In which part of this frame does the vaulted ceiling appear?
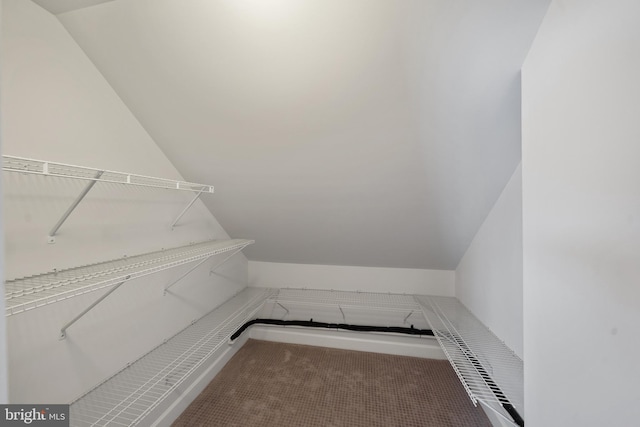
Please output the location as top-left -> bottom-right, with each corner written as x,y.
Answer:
37,0 -> 549,269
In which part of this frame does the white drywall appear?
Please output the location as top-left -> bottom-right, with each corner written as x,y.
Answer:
0,206 -> 6,406
0,0 -> 8,404
1,0 -> 247,404
522,0 -> 640,425
455,164 -> 522,358
249,261 -> 454,296
57,0 -> 550,270
0,180 -> 7,406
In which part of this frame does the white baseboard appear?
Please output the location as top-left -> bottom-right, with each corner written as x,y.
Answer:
248,324 -> 445,359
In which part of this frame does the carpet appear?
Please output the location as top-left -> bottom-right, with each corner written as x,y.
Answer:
172,338 -> 492,427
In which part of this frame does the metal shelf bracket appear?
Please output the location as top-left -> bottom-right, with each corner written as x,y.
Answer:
48,170 -> 104,243
171,186 -> 207,230
403,310 -> 415,324
208,246 -> 248,275
163,255 -> 215,295
276,302 -> 290,319
60,275 -> 131,340
164,243 -> 249,294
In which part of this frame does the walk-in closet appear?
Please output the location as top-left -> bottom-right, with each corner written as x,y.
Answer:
2,1 -> 639,426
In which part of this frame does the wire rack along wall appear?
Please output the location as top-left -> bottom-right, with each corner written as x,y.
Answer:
416,295 -> 524,426
3,155 -> 217,242
70,287 -> 277,427
266,288 -> 430,329
2,155 -> 214,193
5,239 -> 254,316
270,288 -> 422,311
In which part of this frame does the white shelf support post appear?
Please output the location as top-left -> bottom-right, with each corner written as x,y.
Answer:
276,302 -> 290,319
48,170 -> 104,243
163,255 -> 215,294
165,244 -> 248,294
403,310 -> 415,324
171,187 -> 206,229
60,275 -> 131,340
208,246 -> 247,275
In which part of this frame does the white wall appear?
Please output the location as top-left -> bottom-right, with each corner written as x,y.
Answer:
56,0 -> 550,272
0,178 -> 7,405
249,261 -> 454,296
0,0 -> 8,404
522,0 -> 640,425
1,0 -> 247,403
455,164 -> 523,358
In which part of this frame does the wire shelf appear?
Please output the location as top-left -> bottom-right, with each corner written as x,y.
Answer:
70,287 -> 277,427
67,290 -> 522,426
264,288 -> 430,331
2,155 -> 214,193
269,288 -> 422,312
416,296 -> 524,425
5,239 -> 254,316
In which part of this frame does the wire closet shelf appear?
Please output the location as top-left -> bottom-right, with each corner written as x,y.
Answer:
2,155 -> 214,193
70,287 -> 277,427
269,288 -> 423,312
264,288 -> 431,331
416,295 -> 524,426
4,239 -> 254,317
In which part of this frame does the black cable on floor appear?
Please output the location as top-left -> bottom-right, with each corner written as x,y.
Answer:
229,318 -> 434,341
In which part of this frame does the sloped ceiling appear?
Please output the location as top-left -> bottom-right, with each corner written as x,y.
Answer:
31,0 -> 115,15
51,0 -> 549,269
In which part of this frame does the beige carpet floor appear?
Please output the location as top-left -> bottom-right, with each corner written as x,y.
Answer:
172,339 -> 492,427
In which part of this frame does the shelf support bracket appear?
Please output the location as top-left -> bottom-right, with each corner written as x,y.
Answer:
164,244 -> 248,294
171,187 -> 206,229
276,303 -> 290,317
208,246 -> 247,275
48,170 -> 104,243
60,275 -> 130,340
164,254 -> 215,294
403,310 -> 414,324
